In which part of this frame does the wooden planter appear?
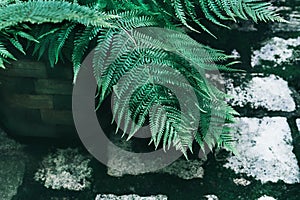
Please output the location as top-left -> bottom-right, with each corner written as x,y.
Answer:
0,59 -> 76,138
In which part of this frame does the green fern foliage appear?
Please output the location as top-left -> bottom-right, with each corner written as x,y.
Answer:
0,0 -> 118,30
109,0 -> 284,33
92,27 -> 239,155
0,41 -> 16,68
179,0 -> 284,30
30,23 -> 76,67
0,0 -> 284,155
0,25 -> 38,68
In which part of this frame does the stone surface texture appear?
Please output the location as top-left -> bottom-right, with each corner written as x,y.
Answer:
0,129 -> 25,200
251,37 -> 300,67
95,194 -> 168,200
257,195 -> 277,200
224,117 -> 300,184
226,75 -> 295,112
34,148 -> 92,191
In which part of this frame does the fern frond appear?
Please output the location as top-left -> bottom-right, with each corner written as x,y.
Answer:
172,0 -> 199,32
0,25 -> 40,67
90,27 -> 239,154
199,0 -> 229,28
44,23 -> 76,67
0,0 -> 119,30
54,24 -> 75,65
115,10 -> 158,29
0,41 -> 16,68
0,0 -> 260,156
32,25 -> 57,60
127,0 -> 284,33
15,31 -> 39,43
8,37 -> 25,54
243,0 -> 285,22
217,128 -> 238,154
72,26 -> 102,82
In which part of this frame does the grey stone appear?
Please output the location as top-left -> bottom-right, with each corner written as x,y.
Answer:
106,137 -> 204,179
0,157 -> 25,200
0,129 -> 23,153
107,158 -> 204,180
233,178 -> 251,186
204,194 -> 219,200
34,148 -> 92,191
0,129 -> 25,200
107,155 -> 204,180
160,159 -> 204,180
251,37 -> 300,67
106,129 -> 206,179
226,74 -> 296,112
296,119 -> 300,131
257,195 -> 277,200
95,194 -> 168,200
224,117 -> 300,184
106,137 -> 139,177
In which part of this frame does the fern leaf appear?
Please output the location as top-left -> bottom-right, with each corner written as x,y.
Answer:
16,31 -> 39,43
0,41 -> 16,60
8,37 -> 25,54
72,26 -> 102,82
0,0 -> 119,30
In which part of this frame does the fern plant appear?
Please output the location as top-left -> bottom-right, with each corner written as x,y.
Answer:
102,0 -> 285,35
0,0 -> 283,156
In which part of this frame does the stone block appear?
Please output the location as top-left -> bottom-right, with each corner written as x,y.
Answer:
35,79 -> 73,95
46,65 -> 73,80
53,95 -> 72,110
4,94 -> 53,109
0,76 -> 35,94
0,60 -> 47,78
40,109 -> 73,125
